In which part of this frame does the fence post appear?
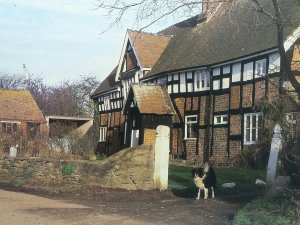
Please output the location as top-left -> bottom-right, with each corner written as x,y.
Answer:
153,125 -> 170,190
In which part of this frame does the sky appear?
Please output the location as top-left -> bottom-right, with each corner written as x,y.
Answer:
0,0 -> 178,86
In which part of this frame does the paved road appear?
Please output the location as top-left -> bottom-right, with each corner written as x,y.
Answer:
0,189 -> 155,225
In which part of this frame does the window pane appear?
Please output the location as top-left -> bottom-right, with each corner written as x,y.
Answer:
222,78 -> 230,89
187,116 -> 197,122
213,80 -> 220,90
246,129 -> 250,142
252,128 -> 257,142
243,62 -> 253,81
246,116 -> 250,128
187,124 -> 197,138
223,65 -> 230,74
213,67 -> 220,76
252,116 -> 257,128
223,116 -> 228,122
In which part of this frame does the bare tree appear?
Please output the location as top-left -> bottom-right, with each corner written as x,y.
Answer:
0,71 -> 25,89
42,75 -> 98,117
95,0 -> 300,97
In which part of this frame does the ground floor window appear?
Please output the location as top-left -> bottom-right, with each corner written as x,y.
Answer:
214,114 -> 228,125
99,127 -> 107,142
185,115 -> 197,139
1,121 -> 20,134
244,113 -> 262,145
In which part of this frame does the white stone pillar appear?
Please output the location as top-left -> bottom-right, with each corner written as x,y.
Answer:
267,124 -> 282,185
153,125 -> 170,190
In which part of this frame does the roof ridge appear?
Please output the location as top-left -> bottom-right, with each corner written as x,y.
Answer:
127,29 -> 172,38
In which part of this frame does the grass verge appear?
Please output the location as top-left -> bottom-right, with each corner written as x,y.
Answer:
232,188 -> 300,225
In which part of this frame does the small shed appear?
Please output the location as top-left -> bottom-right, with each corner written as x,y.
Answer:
123,83 -> 176,147
0,89 -> 46,139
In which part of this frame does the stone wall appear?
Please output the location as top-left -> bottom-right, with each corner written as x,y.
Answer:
0,144 -> 156,190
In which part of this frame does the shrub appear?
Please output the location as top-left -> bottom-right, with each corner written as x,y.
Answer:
22,165 -> 34,180
62,163 -> 77,177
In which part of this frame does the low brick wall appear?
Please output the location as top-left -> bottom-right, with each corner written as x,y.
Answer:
0,144 -> 155,190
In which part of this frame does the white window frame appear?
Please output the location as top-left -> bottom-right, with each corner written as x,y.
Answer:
244,113 -> 262,145
213,80 -> 220,90
243,62 -> 254,81
214,115 -> 228,125
255,59 -> 267,78
232,62 -> 241,82
99,127 -> 107,142
222,77 -> 230,89
213,67 -> 220,76
194,70 -> 210,91
1,121 -> 20,134
103,96 -> 111,111
184,115 -> 198,139
223,65 -> 231,74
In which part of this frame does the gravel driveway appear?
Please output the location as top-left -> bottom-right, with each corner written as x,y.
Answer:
0,184 -> 262,225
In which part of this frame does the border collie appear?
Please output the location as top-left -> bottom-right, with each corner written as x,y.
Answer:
192,162 -> 216,200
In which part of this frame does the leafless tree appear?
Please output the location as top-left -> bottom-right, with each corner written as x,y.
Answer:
44,75 -> 97,117
95,0 -> 300,98
0,71 -> 25,89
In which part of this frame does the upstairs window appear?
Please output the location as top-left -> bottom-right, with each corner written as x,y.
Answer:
185,115 -> 198,139
195,70 -> 210,91
255,59 -> 267,78
243,62 -> 253,81
103,96 -> 111,111
1,121 -> 19,134
244,113 -> 262,145
232,63 -> 241,82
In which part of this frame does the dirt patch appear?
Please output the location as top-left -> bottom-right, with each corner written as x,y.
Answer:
0,182 -> 264,225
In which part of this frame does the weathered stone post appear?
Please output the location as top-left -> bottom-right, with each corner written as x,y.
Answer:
153,125 -> 170,190
267,124 -> 282,185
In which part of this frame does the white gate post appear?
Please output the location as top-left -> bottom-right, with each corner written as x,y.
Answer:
267,124 -> 282,185
153,125 -> 170,190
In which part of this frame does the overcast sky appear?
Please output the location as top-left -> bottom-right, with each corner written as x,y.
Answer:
0,0 -> 178,86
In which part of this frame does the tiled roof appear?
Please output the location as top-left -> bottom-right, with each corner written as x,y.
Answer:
145,0 -> 300,78
0,89 -> 45,123
126,83 -> 176,115
90,66 -> 119,97
128,30 -> 172,69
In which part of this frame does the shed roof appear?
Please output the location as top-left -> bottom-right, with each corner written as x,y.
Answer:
124,83 -> 176,115
0,89 -> 45,123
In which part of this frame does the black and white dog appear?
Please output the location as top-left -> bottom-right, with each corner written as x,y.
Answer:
192,162 -> 216,200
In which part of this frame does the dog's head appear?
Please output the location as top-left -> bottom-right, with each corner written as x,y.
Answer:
192,168 -> 205,179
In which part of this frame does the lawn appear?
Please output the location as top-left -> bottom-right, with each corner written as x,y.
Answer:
168,164 -> 266,195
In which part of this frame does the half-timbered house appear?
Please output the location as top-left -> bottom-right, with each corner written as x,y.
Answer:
91,0 -> 300,166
